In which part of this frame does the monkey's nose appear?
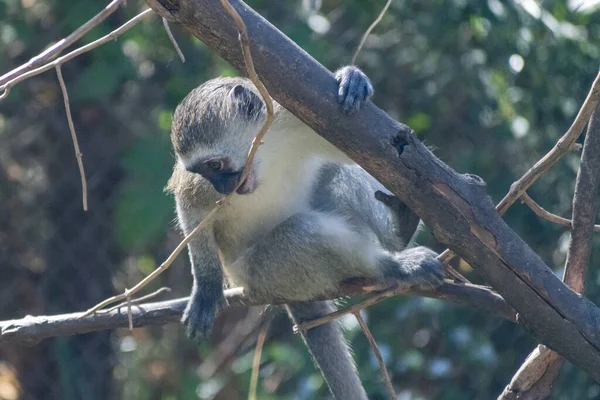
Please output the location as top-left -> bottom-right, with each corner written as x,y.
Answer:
210,171 -> 242,195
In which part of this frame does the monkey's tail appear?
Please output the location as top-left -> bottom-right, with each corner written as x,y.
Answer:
286,301 -> 368,400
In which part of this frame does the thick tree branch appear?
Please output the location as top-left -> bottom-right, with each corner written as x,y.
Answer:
499,105 -> 600,399
0,282 -> 514,346
144,0 -> 600,380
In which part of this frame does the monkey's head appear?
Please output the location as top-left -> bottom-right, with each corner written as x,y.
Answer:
171,77 -> 266,195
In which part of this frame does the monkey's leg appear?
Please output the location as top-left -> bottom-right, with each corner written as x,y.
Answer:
379,246 -> 446,290
286,301 -> 369,400
375,190 -> 420,246
231,212 -> 444,301
230,212 -> 380,302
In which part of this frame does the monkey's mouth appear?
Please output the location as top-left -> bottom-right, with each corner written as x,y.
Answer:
236,168 -> 257,195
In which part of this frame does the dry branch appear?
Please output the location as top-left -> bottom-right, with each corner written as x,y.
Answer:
354,312 -> 396,399
55,65 -> 88,211
163,18 -> 186,63
351,0 -> 392,64
499,105 -> 600,399
496,72 -> 600,215
248,319 -> 270,400
81,205 -> 220,317
0,9 -> 155,100
0,0 -> 126,87
0,282 -> 514,346
521,193 -> 600,232
145,0 -> 600,380
438,69 -> 600,264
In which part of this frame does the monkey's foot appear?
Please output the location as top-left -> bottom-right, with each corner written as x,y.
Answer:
380,246 -> 446,290
335,65 -> 374,115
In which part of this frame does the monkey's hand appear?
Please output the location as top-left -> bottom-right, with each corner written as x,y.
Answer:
182,285 -> 226,341
335,65 -> 374,115
382,246 -> 446,290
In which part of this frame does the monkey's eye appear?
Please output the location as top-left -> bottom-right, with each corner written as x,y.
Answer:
206,160 -> 223,171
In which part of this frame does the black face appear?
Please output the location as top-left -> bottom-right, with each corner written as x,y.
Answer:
188,157 -> 242,195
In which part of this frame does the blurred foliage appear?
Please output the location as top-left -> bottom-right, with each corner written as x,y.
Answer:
2,0 -> 600,399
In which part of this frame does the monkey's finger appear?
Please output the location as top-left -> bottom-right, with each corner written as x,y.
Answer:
341,70 -> 363,114
335,68 -> 351,105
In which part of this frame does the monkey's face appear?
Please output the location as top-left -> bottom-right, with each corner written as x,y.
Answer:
172,78 -> 265,196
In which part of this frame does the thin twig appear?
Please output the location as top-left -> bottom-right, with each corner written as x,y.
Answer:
0,0 -> 126,87
351,0 -> 392,64
162,18 -> 186,63
81,205 -> 219,316
218,0 -> 274,195
354,312 -> 396,400
102,287 -> 171,313
126,292 -> 133,330
497,70 -> 600,215
248,319 -> 270,400
199,311 -> 268,379
294,288 -> 401,333
55,65 -> 88,211
521,192 -> 600,232
438,69 -> 600,266
0,9 -> 155,100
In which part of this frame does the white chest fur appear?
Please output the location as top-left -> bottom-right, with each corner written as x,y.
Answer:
213,127 -> 326,263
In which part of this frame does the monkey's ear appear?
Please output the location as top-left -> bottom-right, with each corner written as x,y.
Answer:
229,84 -> 264,119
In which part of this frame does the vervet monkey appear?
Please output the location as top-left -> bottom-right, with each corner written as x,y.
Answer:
166,66 -> 445,399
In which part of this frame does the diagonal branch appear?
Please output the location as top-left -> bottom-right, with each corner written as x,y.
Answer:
145,0 -> 600,381
495,74 -> 600,215
0,282 -> 514,346
438,69 -> 600,264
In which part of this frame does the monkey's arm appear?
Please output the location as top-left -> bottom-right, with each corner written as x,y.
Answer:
177,204 -> 225,340
168,166 -> 226,340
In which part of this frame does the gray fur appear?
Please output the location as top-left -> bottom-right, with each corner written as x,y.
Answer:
287,302 -> 368,400
167,66 -> 445,399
